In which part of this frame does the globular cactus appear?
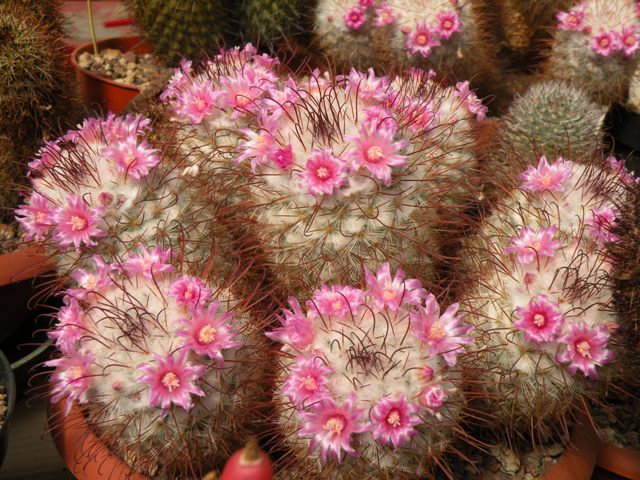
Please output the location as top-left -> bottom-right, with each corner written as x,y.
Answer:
547,0 -> 640,104
457,154 -> 632,436
161,45 -> 485,290
267,262 -> 473,478
0,0 -> 68,36
124,0 -> 237,66
47,246 -> 268,477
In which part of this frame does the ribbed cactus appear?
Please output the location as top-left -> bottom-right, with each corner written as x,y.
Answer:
267,263 -> 473,478
124,0 -> 236,66
161,46 -> 485,290
47,247 -> 267,477
547,0 -> 640,104
458,154 -> 631,435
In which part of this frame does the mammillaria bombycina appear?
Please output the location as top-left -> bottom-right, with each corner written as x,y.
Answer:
46,246 -> 267,477
267,263 -> 473,478
458,154 -> 633,435
548,0 -> 640,103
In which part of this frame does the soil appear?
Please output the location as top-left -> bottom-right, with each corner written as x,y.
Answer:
0,223 -> 19,256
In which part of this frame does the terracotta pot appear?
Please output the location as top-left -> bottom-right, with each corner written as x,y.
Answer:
596,443 -> 640,480
70,36 -> 151,114
49,400 -> 148,480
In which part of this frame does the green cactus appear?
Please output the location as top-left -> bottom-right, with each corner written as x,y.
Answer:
124,0 -> 237,66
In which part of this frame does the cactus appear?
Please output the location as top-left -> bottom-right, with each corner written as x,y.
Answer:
267,262 -> 473,478
457,154 -> 631,436
161,46 -> 485,290
547,0 -> 640,104
0,0 -> 68,36
46,246 -> 268,477
124,0 -> 236,66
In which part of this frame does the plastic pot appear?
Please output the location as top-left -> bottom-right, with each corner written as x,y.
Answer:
596,443 -> 640,480
0,350 -> 16,470
70,36 -> 151,114
49,400 -> 148,480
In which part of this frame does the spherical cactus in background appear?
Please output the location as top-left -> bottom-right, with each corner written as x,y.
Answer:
267,263 -> 473,478
124,0 -> 237,66
458,154 -> 632,436
547,0 -> 640,104
47,246 -> 268,477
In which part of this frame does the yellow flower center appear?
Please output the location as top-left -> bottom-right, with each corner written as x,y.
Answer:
197,325 -> 217,345
366,145 -> 385,163
382,289 -> 397,301
69,215 -> 87,231
386,409 -> 401,427
416,34 -> 429,45
324,416 -> 346,434
301,375 -> 318,391
161,371 -> 181,391
316,166 -> 331,180
533,313 -> 546,327
576,340 -> 591,358
68,366 -> 84,380
196,98 -> 207,111
184,284 -> 195,300
35,211 -> 47,224
125,150 -> 137,166
235,92 -> 251,107
429,321 -> 446,340
442,20 -> 452,29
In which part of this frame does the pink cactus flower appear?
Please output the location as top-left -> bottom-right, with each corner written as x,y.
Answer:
519,155 -> 574,192
436,11 -> 462,39
266,297 -> 315,350
122,245 -> 174,279
410,295 -> 472,366
405,22 -> 441,57
47,354 -> 94,415
102,114 -> 152,143
272,145 -> 294,169
28,140 -> 62,171
370,394 -> 420,449
236,129 -> 277,172
298,393 -> 368,463
139,350 -> 206,411
420,383 -> 447,413
104,137 -> 160,180
48,298 -> 84,355
586,206 -> 618,243
607,156 -> 639,186
556,6 -> 586,31
373,3 -> 396,27
282,356 -> 333,407
514,295 -> 565,344
556,322 -> 614,379
15,192 -> 54,240
359,0 -> 374,7
346,68 -> 391,103
218,76 -> 263,118
308,285 -> 364,319
363,106 -> 398,132
175,79 -> 219,124
300,149 -> 347,196
347,126 -> 408,185
620,24 -> 640,57
453,81 -> 488,121
343,7 -> 367,30
67,256 -> 114,299
176,302 -> 241,366
160,59 -> 193,103
503,225 -> 561,265
169,275 -> 212,310
364,263 -> 426,313
401,98 -> 437,133
53,195 -> 104,249
591,29 -> 621,57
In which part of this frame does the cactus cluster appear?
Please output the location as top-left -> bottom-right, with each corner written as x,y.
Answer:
268,263 -> 473,478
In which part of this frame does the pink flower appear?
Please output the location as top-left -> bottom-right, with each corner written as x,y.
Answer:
266,297 -> 315,350
53,195 -> 104,249
175,79 -> 219,124
28,140 -> 62,171
48,298 -> 84,355
436,11 -> 462,39
514,295 -> 565,344
410,296 -> 472,366
104,137 -> 160,180
453,81 -> 488,121
556,6 -> 586,31
169,275 -> 212,310
359,0 -> 373,7
607,156 -> 639,186
15,192 -> 54,240
176,302 -> 241,365
400,98 -> 437,133
282,356 -> 333,407
344,7 -> 367,30
298,394 -> 368,462
420,383 -> 447,413
273,145 -> 294,169
586,207 -> 618,243
591,29 -> 621,57
101,114 -> 151,143
67,256 -> 114,299
236,129 -> 277,172
308,285 -> 364,319
138,350 -> 205,411
503,225 -> 561,265
373,3 -> 396,27
46,354 -> 94,415
363,106 -> 398,132
300,149 -> 347,196
370,394 -> 420,449
519,155 -> 574,192
347,127 -> 407,185
620,24 -> 640,57
160,59 -> 193,103
405,22 -> 440,57
218,76 -> 263,118
122,245 -> 174,279
346,68 -> 391,103
556,322 -> 614,379
364,263 -> 426,312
